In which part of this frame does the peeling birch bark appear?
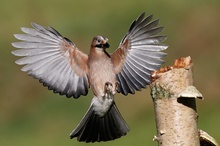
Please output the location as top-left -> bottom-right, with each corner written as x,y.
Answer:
150,56 -> 202,146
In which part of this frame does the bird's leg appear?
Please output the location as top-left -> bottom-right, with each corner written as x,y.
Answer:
104,81 -> 119,96
104,82 -> 113,99
92,82 -> 114,117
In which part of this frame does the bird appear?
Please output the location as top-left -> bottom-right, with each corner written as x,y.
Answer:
11,12 -> 168,142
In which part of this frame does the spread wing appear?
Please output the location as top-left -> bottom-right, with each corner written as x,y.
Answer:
12,23 -> 89,98
111,12 -> 168,95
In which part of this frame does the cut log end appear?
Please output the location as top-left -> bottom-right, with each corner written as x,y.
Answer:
151,56 -> 193,83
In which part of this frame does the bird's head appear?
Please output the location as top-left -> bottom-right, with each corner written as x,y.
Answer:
91,36 -> 110,50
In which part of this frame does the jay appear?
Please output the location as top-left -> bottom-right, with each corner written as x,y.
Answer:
11,12 -> 168,142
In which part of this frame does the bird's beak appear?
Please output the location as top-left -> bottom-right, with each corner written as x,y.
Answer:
103,42 -> 110,48
102,38 -> 110,49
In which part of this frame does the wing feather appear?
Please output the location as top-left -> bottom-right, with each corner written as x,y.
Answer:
12,23 -> 89,98
123,63 -> 143,89
111,13 -> 168,95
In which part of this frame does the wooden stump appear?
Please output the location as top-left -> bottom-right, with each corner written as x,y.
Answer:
150,56 -> 202,146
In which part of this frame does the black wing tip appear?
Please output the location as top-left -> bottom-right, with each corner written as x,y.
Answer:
128,12 -> 147,32
117,87 -> 135,96
30,22 -> 62,37
137,12 -> 155,23
128,12 -> 157,36
38,79 -> 88,99
140,12 -> 145,16
118,85 -> 147,95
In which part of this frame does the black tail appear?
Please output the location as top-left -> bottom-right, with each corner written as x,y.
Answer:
70,102 -> 129,142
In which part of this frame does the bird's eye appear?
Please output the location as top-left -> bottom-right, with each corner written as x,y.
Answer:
97,39 -> 101,43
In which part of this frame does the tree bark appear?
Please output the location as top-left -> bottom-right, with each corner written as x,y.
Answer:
150,56 -> 202,146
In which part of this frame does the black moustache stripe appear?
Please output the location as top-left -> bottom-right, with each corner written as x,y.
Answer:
95,43 -> 110,48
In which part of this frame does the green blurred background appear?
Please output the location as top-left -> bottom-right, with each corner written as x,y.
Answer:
1,0 -> 220,145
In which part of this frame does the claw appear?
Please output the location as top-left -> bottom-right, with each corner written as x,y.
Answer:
105,82 -> 113,94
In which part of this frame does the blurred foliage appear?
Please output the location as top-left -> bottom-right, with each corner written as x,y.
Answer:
1,0 -> 220,145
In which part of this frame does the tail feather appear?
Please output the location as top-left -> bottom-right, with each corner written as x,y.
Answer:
70,102 -> 129,142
